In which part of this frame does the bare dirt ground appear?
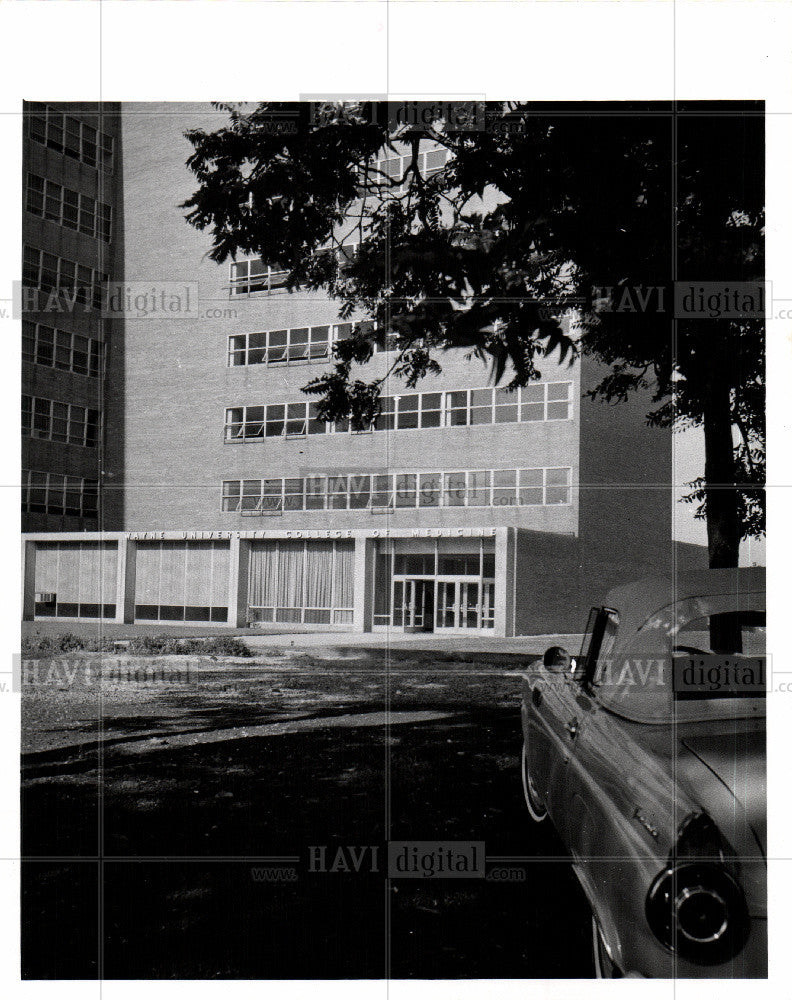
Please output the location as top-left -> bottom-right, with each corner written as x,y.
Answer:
21,645 -> 593,979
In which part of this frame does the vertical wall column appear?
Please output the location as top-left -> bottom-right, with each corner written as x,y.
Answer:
227,536 -> 250,628
114,537 -> 127,624
353,536 -> 375,632
22,541 -> 36,621
114,536 -> 137,624
494,527 -> 516,637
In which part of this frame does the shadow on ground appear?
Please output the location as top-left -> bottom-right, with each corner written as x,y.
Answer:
21,664 -> 593,979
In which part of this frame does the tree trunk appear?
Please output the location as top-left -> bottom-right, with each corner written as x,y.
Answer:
702,373 -> 741,652
702,375 -> 740,568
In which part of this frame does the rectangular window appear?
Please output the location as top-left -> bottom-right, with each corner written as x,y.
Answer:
54,330 -> 72,370
470,388 -> 493,425
260,479 -> 283,513
22,396 -> 32,437
546,382 -> 572,420
243,406 -> 266,438
98,202 -> 112,242
22,396 -> 99,448
444,472 -> 467,507
420,393 -> 442,428
284,478 -> 304,511
225,407 -> 244,441
229,257 -> 289,295
328,476 -> 348,510
494,388 -> 518,423
44,183 -> 62,223
311,325 -> 331,358
64,116 -> 82,159
374,396 -> 395,432
228,335 -> 247,366
228,324 -> 335,367
22,321 -> 35,365
52,401 -> 69,442
268,329 -> 287,363
221,466 -> 571,514
307,402 -> 327,435
28,106 -> 47,145
28,107 -> 114,171
99,131 -> 114,173
395,474 -> 417,507
22,470 -> 99,519
240,480 -> 262,512
222,480 -> 241,512
71,335 -> 90,375
23,246 -> 106,311
446,390 -> 469,426
79,196 -> 96,237
224,381 -> 571,440
418,472 -> 441,507
26,174 -> 45,216
35,324 -> 54,366
81,124 -> 97,167
348,474 -> 371,509
288,327 -> 309,362
493,470 -> 517,507
371,475 -> 393,508
285,402 -> 307,436
264,405 -> 283,438
545,467 -> 571,504
396,394 -> 419,430
245,331 -> 266,365
468,470 -> 491,506
520,384 -> 545,421
63,188 -> 80,229
519,468 -> 544,505
305,476 -> 326,510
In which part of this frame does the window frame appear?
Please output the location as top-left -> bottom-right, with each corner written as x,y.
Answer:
28,105 -> 114,172
220,466 -> 572,514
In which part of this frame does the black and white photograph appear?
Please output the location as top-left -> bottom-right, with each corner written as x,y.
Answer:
2,1 -> 790,993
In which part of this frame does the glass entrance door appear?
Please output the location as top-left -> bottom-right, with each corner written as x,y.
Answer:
435,579 -> 481,631
393,578 -> 434,631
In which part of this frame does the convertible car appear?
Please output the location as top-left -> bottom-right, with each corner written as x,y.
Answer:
520,567 -> 766,978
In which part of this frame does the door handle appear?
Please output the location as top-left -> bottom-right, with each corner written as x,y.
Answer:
565,717 -> 579,739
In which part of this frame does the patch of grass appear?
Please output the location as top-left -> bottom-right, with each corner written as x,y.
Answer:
21,633 -> 115,656
21,634 -> 252,658
126,636 -> 252,657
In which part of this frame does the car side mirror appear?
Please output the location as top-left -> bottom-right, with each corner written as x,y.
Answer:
543,646 -> 571,673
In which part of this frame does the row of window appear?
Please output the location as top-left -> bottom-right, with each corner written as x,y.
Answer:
224,382 -> 573,441
222,467 -> 571,513
23,246 -> 108,311
23,321 -> 103,378
22,470 -> 98,518
26,174 -> 112,243
22,395 -> 100,448
28,104 -> 114,172
228,321 -> 395,367
228,150 -> 448,297
228,244 -> 358,297
364,145 -> 450,195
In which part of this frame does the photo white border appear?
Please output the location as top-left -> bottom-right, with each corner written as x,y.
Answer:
0,2 -> 789,999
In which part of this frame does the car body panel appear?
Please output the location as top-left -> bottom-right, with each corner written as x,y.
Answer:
521,568 -> 767,978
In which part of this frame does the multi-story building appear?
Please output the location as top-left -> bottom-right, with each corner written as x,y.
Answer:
22,101 -> 122,533
22,103 -> 705,634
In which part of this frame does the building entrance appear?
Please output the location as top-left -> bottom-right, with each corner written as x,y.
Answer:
435,578 -> 495,631
392,578 -> 435,631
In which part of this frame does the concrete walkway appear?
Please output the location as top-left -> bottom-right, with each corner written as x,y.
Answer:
22,618 -> 582,658
243,630 -> 584,656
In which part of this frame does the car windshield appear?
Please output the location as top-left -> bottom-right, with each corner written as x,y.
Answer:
592,592 -> 766,723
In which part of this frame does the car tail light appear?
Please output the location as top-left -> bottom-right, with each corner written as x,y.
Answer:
646,812 -> 749,965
